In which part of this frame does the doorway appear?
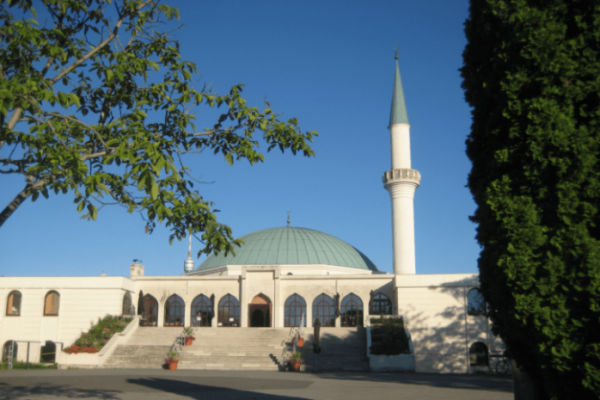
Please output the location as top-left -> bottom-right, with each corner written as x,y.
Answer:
248,294 -> 271,327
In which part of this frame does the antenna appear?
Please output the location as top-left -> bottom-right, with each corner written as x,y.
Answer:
394,47 -> 399,60
287,211 -> 291,227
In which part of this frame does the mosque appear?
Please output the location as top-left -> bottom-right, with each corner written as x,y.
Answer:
0,60 -> 499,373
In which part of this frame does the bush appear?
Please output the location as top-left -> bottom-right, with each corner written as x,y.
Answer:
370,317 -> 411,356
64,315 -> 132,353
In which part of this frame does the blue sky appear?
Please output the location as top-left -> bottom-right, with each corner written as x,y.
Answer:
0,0 -> 481,277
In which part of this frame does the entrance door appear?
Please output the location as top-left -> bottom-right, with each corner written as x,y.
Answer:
248,294 -> 271,327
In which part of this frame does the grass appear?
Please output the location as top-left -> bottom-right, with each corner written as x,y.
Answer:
69,315 -> 132,350
0,362 -> 57,370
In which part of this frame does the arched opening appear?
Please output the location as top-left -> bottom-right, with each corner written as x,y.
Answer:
312,294 -> 335,327
248,294 -> 271,328
43,291 -> 60,316
122,292 -> 133,315
40,341 -> 56,363
139,294 -> 158,326
218,294 -> 240,327
370,293 -> 392,315
6,291 -> 22,316
2,341 -> 17,363
284,294 -> 306,327
164,295 -> 185,327
191,294 -> 212,327
469,342 -> 489,367
467,288 -> 486,316
341,293 -> 363,327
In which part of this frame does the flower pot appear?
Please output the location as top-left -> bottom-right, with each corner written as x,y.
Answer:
168,361 -> 178,370
185,338 -> 193,346
293,362 -> 301,371
297,338 -> 305,347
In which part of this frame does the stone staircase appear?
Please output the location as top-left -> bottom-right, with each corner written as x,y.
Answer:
103,326 -> 369,371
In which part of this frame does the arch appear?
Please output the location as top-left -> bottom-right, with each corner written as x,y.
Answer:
370,293 -> 392,315
218,294 -> 240,327
164,294 -> 185,327
467,288 -> 486,316
43,291 -> 60,316
284,294 -> 306,327
312,294 -> 335,327
249,293 -> 271,328
6,290 -> 22,316
122,292 -> 133,315
469,342 -> 489,366
341,293 -> 363,327
250,293 -> 270,305
40,341 -> 56,363
140,294 -> 158,326
2,341 -> 17,363
191,294 -> 212,327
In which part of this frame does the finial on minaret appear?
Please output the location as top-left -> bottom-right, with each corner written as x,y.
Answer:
183,232 -> 194,273
286,211 -> 291,227
394,47 -> 399,60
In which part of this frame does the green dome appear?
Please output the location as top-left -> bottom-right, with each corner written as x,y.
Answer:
195,227 -> 379,272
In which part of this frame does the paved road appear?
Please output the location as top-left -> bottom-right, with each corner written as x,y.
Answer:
0,369 -> 513,400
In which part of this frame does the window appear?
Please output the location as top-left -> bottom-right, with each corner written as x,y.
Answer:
469,342 -> 489,366
6,291 -> 22,316
341,293 -> 363,327
2,341 -> 17,363
164,295 -> 185,326
218,294 -> 240,327
191,294 -> 212,327
284,294 -> 306,327
467,288 -> 486,316
370,293 -> 392,315
140,294 -> 158,326
44,291 -> 60,316
312,294 -> 335,327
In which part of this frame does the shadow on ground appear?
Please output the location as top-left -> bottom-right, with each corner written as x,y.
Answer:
0,381 -> 120,400
128,377 -> 310,399
314,371 -> 513,393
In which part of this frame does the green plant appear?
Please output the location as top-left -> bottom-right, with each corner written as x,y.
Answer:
68,315 -> 132,351
169,351 -> 179,359
291,352 -> 303,364
370,323 -> 410,356
184,327 -> 193,336
0,362 -> 57,370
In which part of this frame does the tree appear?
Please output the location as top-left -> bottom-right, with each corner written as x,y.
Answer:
0,0 -> 317,256
461,1 -> 600,398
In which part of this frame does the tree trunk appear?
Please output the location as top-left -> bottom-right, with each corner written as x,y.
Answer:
0,185 -> 31,228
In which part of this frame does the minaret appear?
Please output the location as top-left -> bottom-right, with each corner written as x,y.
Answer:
183,233 -> 194,273
383,54 -> 421,275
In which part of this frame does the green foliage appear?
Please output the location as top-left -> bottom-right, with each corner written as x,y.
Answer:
0,0 -> 317,257
0,362 -> 57,370
461,1 -> 600,398
369,317 -> 411,356
72,315 -> 132,349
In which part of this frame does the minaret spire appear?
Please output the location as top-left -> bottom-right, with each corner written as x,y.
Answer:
183,232 -> 194,273
383,53 -> 421,275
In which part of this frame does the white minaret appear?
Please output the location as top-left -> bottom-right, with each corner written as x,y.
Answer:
184,233 -> 195,273
383,54 -> 421,275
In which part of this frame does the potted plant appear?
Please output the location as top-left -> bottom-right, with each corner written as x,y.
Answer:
288,352 -> 304,371
165,351 -> 179,370
295,335 -> 305,347
184,327 -> 195,346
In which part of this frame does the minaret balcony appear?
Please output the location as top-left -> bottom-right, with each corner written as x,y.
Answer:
382,168 -> 421,186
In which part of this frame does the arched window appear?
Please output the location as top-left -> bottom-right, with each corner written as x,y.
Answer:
44,291 -> 60,316
6,291 -> 22,316
140,294 -> 158,326
122,292 -> 133,315
284,294 -> 306,327
41,341 -> 56,363
164,295 -> 185,326
341,293 -> 363,327
469,342 -> 489,366
467,288 -> 486,316
191,294 -> 212,327
2,341 -> 17,363
218,294 -> 240,327
312,294 -> 335,327
370,293 -> 392,315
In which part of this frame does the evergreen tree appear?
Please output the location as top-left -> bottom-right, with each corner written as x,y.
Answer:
461,1 -> 600,398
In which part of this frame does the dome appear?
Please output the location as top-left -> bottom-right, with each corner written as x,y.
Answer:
195,227 -> 379,272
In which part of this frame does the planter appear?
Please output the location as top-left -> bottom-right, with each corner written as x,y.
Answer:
292,362 -> 301,371
369,354 -> 415,372
297,338 -> 305,347
168,361 -> 179,370
185,338 -> 193,346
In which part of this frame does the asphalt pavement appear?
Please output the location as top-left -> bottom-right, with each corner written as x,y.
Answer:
0,369 -> 513,400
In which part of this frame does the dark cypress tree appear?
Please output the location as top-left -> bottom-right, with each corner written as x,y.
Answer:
461,1 -> 600,398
